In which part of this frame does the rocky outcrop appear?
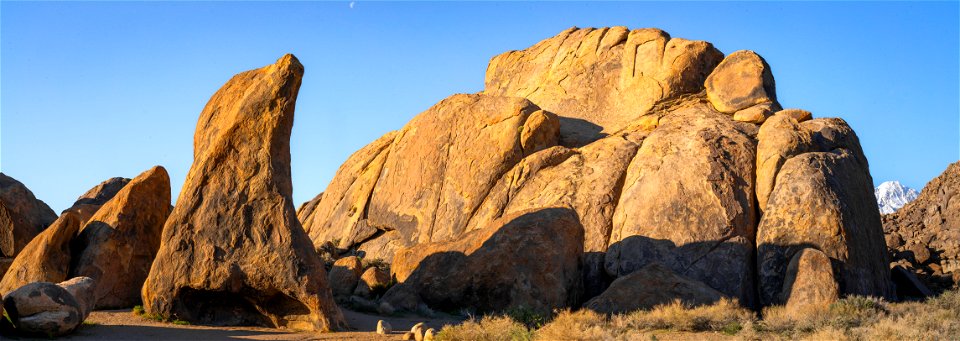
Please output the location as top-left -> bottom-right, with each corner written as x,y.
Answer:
62,177 -> 131,224
72,166 -> 171,309
606,103 -> 759,307
883,162 -> 960,293
2,282 -> 83,337
485,27 -> 723,147
584,263 -> 725,314
757,148 -> 893,305
0,173 -> 57,259
141,54 -> 346,331
384,208 -> 583,314
0,212 -> 82,294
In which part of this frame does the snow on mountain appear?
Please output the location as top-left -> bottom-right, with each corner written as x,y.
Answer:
875,181 -> 919,214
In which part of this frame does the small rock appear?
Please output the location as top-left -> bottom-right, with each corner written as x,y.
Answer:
424,328 -> 436,341
401,331 -> 415,341
412,322 -> 425,341
733,102 -> 780,124
57,277 -> 97,320
376,319 -> 392,335
908,244 -> 931,264
775,109 -> 813,122
2,282 -> 82,337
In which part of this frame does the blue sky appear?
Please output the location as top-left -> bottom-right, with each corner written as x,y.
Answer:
2,1 -> 958,212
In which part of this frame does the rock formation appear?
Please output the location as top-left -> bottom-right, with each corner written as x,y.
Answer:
297,26 -> 893,313
0,173 -> 57,259
584,263 -> 725,314
328,256 -> 363,298
57,277 -> 96,320
0,212 -> 82,294
384,208 -> 583,314
72,166 -> 171,309
2,282 -> 83,337
141,54 -> 346,331
884,162 -> 960,293
62,177 -> 131,224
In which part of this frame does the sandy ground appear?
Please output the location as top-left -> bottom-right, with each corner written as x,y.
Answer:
2,308 -> 464,341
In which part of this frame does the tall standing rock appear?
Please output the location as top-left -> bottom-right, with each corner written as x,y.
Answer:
0,173 -> 57,259
141,54 -> 346,331
0,212 -> 82,294
606,103 -> 759,306
72,166 -> 171,309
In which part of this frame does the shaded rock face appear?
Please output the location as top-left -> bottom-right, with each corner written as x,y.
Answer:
354,267 -> 390,298
62,177 -> 131,224
485,27 -> 723,147
883,162 -> 960,293
328,256 -> 363,298
2,282 -> 82,337
0,212 -> 82,294
606,103 -> 759,307
142,54 -> 346,331
584,263 -> 725,314
0,173 -> 57,258
757,148 -> 893,305
385,208 -> 584,315
72,166 -> 171,309
300,27 -> 893,312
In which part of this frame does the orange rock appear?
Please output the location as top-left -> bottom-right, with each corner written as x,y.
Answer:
0,173 -> 57,258
0,212 -> 82,293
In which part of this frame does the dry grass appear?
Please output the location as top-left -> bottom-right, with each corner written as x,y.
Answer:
433,289 -> 960,341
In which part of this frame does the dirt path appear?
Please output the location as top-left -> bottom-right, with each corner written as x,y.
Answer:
3,308 -> 464,340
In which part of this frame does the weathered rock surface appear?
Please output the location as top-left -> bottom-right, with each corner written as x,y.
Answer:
0,212 -> 82,294
884,162 -> 960,293
485,27 -> 723,147
141,54 -> 346,331
71,166 -> 170,309
757,149 -> 893,305
57,276 -> 96,320
363,94 -> 559,259
328,256 -> 363,298
2,282 -> 82,337
705,50 -> 778,114
385,208 -> 583,314
584,263 -> 725,314
779,248 -> 839,312
354,267 -> 390,298
606,103 -> 759,306
0,173 -> 57,258
62,177 -> 131,224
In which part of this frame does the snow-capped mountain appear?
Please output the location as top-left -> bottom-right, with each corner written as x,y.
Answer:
875,181 -> 919,214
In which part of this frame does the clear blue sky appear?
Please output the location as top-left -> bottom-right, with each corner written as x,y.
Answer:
2,1 -> 958,212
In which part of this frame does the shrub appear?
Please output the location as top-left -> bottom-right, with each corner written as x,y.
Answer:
535,309 -> 613,340
436,315 -> 532,341
505,306 -> 549,329
617,298 -> 755,332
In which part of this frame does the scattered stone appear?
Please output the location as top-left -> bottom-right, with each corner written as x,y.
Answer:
775,108 -> 813,122
0,173 -> 57,258
2,282 -> 82,337
140,54 -> 346,331
401,331 -> 415,341
376,319 -> 392,335
424,328 -> 436,341
733,102 -> 781,124
411,322 -> 425,341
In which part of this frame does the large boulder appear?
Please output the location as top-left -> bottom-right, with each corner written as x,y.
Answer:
605,103 -> 759,307
362,95 -> 559,260
384,208 -> 583,314
62,177 -> 131,224
354,267 -> 391,298
779,248 -> 839,313
705,50 -> 779,114
0,173 -> 57,258
584,263 -> 725,314
72,166 -> 171,309
2,282 -> 83,337
883,162 -> 960,292
57,277 -> 96,320
757,149 -> 893,306
141,54 -> 346,331
328,256 -> 363,298
484,27 -> 723,146
0,212 -> 82,294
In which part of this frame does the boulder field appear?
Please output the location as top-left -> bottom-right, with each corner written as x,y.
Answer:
1,25 -> 945,337
299,26 -> 896,315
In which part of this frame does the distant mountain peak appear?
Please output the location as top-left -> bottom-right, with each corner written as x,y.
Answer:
875,181 -> 919,214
